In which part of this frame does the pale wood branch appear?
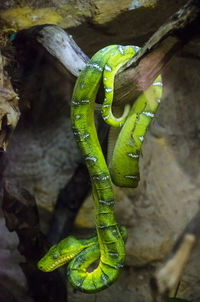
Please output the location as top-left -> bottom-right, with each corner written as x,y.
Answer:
22,0 -> 200,108
151,208 -> 200,302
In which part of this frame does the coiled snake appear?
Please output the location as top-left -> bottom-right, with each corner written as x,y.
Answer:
38,45 -> 162,293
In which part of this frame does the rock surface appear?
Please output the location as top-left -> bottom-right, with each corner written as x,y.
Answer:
0,1 -> 199,302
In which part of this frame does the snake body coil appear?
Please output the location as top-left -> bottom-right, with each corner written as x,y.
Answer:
38,45 -> 162,293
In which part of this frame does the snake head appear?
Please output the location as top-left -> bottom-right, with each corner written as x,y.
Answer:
37,236 -> 84,272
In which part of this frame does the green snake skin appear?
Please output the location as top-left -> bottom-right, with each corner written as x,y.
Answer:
38,45 -> 162,293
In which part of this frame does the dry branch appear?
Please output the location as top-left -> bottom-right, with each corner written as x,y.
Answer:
15,0 -> 200,107
151,208 -> 200,302
115,0 -> 200,104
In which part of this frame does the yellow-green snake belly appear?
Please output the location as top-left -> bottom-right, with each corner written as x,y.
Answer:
38,45 -> 162,293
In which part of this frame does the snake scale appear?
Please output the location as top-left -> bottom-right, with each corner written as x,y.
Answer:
38,45 -> 162,293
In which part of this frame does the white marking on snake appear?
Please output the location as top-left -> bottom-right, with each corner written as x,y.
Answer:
73,130 -> 81,135
85,156 -> 97,162
109,252 -> 119,257
143,111 -> 155,118
128,153 -> 139,158
71,100 -> 79,105
75,115 -> 81,119
100,47 -> 107,52
82,133 -> 90,139
99,199 -> 114,205
87,63 -> 103,72
118,46 -> 124,55
105,88 -> 113,92
93,175 -> 109,181
103,115 -> 110,120
105,64 -> 112,72
153,82 -> 163,86
139,136 -> 144,142
101,274 -> 108,284
81,99 -> 90,104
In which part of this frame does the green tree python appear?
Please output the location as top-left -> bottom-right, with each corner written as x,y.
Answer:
38,45 -> 162,293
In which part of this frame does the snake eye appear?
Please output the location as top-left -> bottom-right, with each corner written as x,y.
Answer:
53,253 -> 59,259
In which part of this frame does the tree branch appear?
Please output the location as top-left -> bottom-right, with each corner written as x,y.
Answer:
150,207 -> 200,302
14,0 -> 200,108
115,0 -> 200,104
